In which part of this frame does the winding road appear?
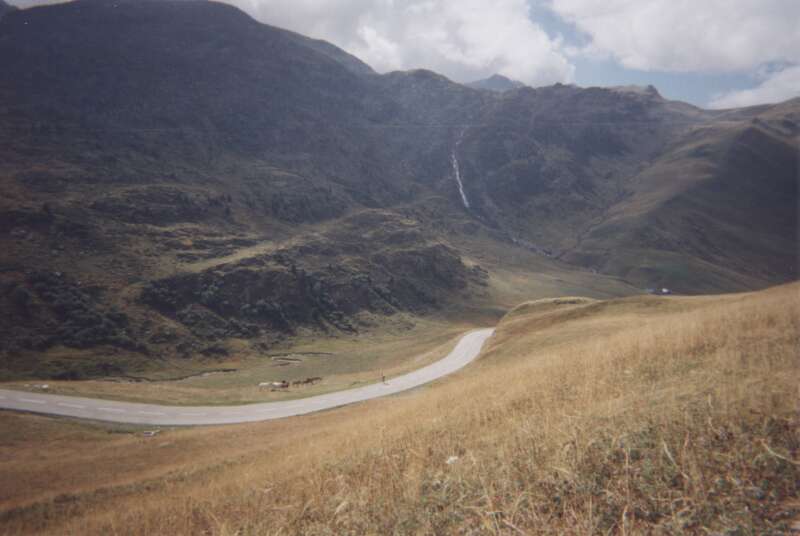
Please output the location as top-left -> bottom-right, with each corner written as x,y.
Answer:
0,328 -> 494,426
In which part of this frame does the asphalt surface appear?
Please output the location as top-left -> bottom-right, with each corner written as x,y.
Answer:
0,328 -> 494,426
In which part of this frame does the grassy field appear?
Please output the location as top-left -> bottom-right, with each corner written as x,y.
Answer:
1,282 -> 797,534
0,316 -> 479,405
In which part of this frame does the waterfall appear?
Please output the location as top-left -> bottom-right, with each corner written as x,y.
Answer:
451,130 -> 470,209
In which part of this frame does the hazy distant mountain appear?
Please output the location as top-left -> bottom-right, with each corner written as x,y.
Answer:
0,0 -> 796,378
467,74 -> 526,92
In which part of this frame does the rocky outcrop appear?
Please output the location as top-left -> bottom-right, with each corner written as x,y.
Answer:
140,213 -> 488,344
0,271 -> 146,358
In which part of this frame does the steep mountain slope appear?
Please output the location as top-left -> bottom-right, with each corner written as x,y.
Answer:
449,85 -> 798,292
0,0 -> 15,18
0,0 -> 796,379
0,0 -> 485,377
454,84 -> 703,243
285,31 -> 376,76
560,101 -> 799,291
0,0 -> 392,190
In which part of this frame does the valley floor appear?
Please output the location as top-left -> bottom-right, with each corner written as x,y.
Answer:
1,282 -> 798,534
0,317 -> 480,406
0,329 -> 493,425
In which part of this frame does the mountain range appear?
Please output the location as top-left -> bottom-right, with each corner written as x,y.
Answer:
0,0 -> 796,379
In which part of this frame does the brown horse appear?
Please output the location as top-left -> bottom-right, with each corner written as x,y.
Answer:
291,377 -> 323,387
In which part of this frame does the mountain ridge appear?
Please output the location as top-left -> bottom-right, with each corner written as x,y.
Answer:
467,74 -> 527,93
0,0 -> 796,379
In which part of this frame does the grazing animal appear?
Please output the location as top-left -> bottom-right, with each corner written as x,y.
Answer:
260,380 -> 289,389
291,377 -> 323,387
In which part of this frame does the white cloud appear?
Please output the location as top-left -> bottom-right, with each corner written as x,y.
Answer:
232,0 -> 575,85
549,0 -> 800,73
709,65 -> 800,108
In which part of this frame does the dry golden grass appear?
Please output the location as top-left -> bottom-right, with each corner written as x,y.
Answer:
1,283 -> 798,535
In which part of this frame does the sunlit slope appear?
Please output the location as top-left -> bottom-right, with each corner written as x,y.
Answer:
5,283 -> 796,534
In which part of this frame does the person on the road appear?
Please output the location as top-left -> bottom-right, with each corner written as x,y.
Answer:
382,372 -> 387,385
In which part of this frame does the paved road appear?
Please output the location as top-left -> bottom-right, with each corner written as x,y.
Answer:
0,328 -> 494,426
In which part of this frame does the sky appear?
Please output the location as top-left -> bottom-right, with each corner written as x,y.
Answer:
7,0 -> 800,108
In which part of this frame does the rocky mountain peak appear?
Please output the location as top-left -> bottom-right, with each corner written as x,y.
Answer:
608,84 -> 662,98
468,73 -> 526,92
